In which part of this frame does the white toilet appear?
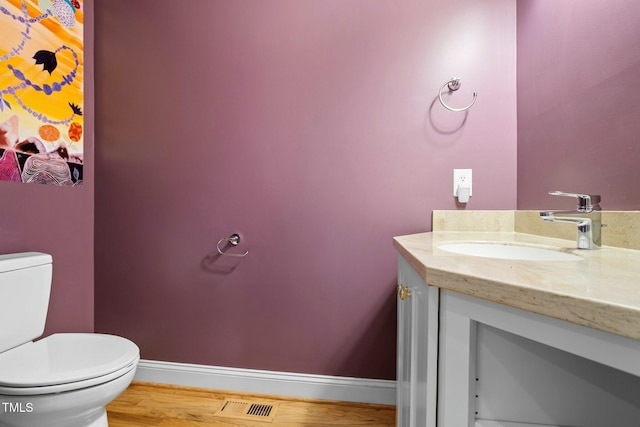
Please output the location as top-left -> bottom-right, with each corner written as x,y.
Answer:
0,252 -> 139,427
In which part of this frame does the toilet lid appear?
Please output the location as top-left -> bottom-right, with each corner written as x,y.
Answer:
0,333 -> 139,388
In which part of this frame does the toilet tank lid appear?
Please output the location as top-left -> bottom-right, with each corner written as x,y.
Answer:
0,252 -> 52,273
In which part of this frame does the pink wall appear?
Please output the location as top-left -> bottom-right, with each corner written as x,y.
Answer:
94,0 -> 516,380
517,0 -> 640,210
0,1 -> 94,335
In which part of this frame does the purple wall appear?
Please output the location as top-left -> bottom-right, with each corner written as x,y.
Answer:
517,0 -> 640,210
0,1 -> 94,336
94,0 -> 516,380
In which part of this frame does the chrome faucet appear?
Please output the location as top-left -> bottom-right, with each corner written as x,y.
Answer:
539,191 -> 602,249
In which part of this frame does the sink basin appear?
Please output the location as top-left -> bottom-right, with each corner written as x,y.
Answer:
438,242 -> 583,261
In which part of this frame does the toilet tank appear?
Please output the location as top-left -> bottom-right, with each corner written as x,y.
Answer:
0,252 -> 53,354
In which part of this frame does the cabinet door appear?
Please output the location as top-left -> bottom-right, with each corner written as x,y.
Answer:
396,256 -> 438,427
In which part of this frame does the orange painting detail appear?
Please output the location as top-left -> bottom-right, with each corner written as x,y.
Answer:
68,121 -> 81,142
38,124 -> 60,142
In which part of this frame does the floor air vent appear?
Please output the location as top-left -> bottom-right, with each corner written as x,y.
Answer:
214,399 -> 278,423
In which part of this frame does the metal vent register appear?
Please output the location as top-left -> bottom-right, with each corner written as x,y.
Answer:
214,399 -> 278,423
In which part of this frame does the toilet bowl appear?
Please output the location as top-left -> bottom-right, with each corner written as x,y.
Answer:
0,253 -> 139,427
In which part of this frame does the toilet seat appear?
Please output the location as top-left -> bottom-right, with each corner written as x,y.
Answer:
0,359 -> 138,396
0,333 -> 139,396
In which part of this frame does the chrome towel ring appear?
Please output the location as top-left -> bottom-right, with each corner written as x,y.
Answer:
438,77 -> 477,112
216,233 -> 249,257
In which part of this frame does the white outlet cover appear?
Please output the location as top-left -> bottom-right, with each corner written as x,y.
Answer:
453,169 -> 472,196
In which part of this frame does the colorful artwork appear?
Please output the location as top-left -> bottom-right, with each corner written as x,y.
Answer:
0,0 -> 84,186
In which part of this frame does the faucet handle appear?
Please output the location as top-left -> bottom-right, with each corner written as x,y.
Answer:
548,191 -> 601,211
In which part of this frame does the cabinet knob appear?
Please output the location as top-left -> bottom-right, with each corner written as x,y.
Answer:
397,284 -> 412,301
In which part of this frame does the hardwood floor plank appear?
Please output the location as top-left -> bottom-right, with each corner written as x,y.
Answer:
107,381 -> 395,426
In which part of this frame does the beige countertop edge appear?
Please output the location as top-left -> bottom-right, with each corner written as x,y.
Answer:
393,232 -> 640,341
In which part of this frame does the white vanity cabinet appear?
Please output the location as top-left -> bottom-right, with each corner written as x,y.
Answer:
396,256 -> 438,427
397,258 -> 640,427
438,290 -> 640,427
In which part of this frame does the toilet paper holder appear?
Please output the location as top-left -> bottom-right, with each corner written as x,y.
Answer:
216,234 -> 249,257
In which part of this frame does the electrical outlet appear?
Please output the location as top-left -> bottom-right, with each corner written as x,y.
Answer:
453,169 -> 472,196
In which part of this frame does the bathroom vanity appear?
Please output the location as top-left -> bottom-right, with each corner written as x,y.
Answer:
394,212 -> 640,427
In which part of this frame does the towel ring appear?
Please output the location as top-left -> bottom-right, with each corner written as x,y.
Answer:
438,77 -> 477,112
217,233 -> 249,257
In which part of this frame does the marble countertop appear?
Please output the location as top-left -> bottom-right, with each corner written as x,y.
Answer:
393,231 -> 640,341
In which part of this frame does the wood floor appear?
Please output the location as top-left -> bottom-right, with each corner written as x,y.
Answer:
106,381 -> 396,426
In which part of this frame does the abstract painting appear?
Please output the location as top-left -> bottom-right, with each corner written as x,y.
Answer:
0,0 -> 84,186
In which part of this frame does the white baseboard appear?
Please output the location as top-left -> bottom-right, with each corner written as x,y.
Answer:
134,359 -> 396,405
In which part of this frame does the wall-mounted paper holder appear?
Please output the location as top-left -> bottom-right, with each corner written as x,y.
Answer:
216,233 -> 248,257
